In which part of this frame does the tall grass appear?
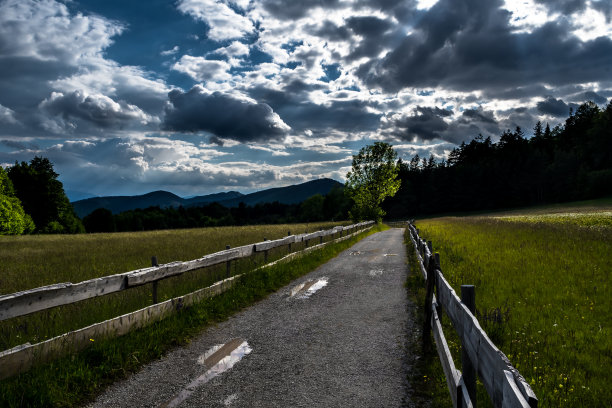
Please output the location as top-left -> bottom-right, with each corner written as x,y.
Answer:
414,211 -> 611,407
0,222 -> 343,352
0,225 -> 384,407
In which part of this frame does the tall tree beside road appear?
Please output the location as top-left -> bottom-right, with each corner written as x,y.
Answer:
8,157 -> 84,233
0,166 -> 35,235
345,142 -> 400,222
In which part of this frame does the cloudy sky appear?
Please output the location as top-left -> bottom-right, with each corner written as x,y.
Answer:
0,0 -> 611,199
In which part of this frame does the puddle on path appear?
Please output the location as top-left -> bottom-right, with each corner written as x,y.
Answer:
289,278 -> 328,299
162,339 -> 251,408
369,269 -> 384,277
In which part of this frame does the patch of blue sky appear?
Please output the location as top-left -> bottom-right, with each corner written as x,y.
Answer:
74,0 -> 215,83
281,40 -> 304,53
321,63 -> 342,82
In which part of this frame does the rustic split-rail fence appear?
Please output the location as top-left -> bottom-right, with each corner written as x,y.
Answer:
0,221 -> 374,380
408,222 -> 538,408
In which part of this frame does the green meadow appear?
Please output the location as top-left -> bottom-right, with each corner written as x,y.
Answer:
411,200 -> 611,407
0,222 -> 343,352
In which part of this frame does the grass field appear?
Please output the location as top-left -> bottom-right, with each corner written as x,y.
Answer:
0,223 -> 383,407
0,222 -> 344,352
411,200 -> 611,407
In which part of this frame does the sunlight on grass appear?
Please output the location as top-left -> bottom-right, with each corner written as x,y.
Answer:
495,211 -> 612,228
415,211 -> 611,407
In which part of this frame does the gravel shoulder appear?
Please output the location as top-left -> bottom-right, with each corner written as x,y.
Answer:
88,228 -> 417,407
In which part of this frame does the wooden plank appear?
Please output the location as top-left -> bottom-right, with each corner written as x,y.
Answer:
0,275 -> 240,381
128,248 -> 244,286
459,377 -> 475,408
436,273 -> 464,337
300,231 -> 323,241
431,299 -> 461,408
502,370 -> 531,408
0,273 -> 129,321
258,225 -> 372,270
254,235 -> 296,252
477,326 -> 506,406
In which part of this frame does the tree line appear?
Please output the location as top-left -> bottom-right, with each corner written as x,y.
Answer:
83,186 -> 351,232
0,156 -> 352,235
383,100 -> 612,218
2,100 -> 609,234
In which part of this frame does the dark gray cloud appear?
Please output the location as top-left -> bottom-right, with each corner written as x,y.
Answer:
1,139 -> 39,150
391,107 -> 450,141
306,20 -> 351,41
346,16 -> 393,36
344,16 -> 397,61
385,106 -> 502,144
537,97 -> 569,116
40,90 -> 152,129
163,87 -> 290,142
357,0 -> 612,94
582,91 -> 608,105
533,0 -> 590,16
248,85 -> 381,133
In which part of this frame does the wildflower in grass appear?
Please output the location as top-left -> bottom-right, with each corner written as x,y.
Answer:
89,338 -> 94,342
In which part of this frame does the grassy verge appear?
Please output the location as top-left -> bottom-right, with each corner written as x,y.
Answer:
412,211 -> 610,407
0,224 -> 384,407
403,229 -> 451,408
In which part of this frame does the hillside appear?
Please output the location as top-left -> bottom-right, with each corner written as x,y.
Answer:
216,178 -> 342,208
72,178 -> 342,218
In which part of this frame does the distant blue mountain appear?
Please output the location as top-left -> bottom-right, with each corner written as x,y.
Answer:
65,189 -> 97,201
72,178 -> 343,218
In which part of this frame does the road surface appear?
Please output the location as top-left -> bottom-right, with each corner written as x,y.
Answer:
88,228 -> 418,407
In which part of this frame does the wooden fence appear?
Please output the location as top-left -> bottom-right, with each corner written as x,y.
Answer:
408,222 -> 538,408
0,221 -> 374,380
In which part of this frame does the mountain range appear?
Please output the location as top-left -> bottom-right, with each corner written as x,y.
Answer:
71,178 -> 343,218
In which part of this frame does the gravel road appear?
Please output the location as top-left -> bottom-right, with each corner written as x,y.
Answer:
88,228 -> 418,407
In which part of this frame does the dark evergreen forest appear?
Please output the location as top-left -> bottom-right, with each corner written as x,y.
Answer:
383,101 -> 612,218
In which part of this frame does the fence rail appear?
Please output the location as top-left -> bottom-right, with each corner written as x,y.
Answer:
0,221 -> 374,380
408,222 -> 538,408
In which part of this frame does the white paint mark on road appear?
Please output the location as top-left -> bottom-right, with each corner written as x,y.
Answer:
223,393 -> 238,406
162,339 -> 251,408
289,278 -> 328,299
384,253 -> 398,256
369,269 -> 383,277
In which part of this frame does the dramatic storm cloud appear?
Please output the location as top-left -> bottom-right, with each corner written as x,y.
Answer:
0,0 -> 610,197
163,86 -> 290,142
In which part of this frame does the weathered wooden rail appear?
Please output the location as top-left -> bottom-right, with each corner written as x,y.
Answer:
0,221 -> 374,380
408,222 -> 538,408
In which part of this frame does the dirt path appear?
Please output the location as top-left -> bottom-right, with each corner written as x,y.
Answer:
88,228 -> 417,407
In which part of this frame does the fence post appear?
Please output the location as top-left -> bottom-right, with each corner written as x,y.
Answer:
288,231 -> 292,252
263,238 -> 268,263
226,245 -> 231,278
461,285 -> 477,407
423,253 -> 437,352
151,256 -> 158,304
320,229 -> 323,244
